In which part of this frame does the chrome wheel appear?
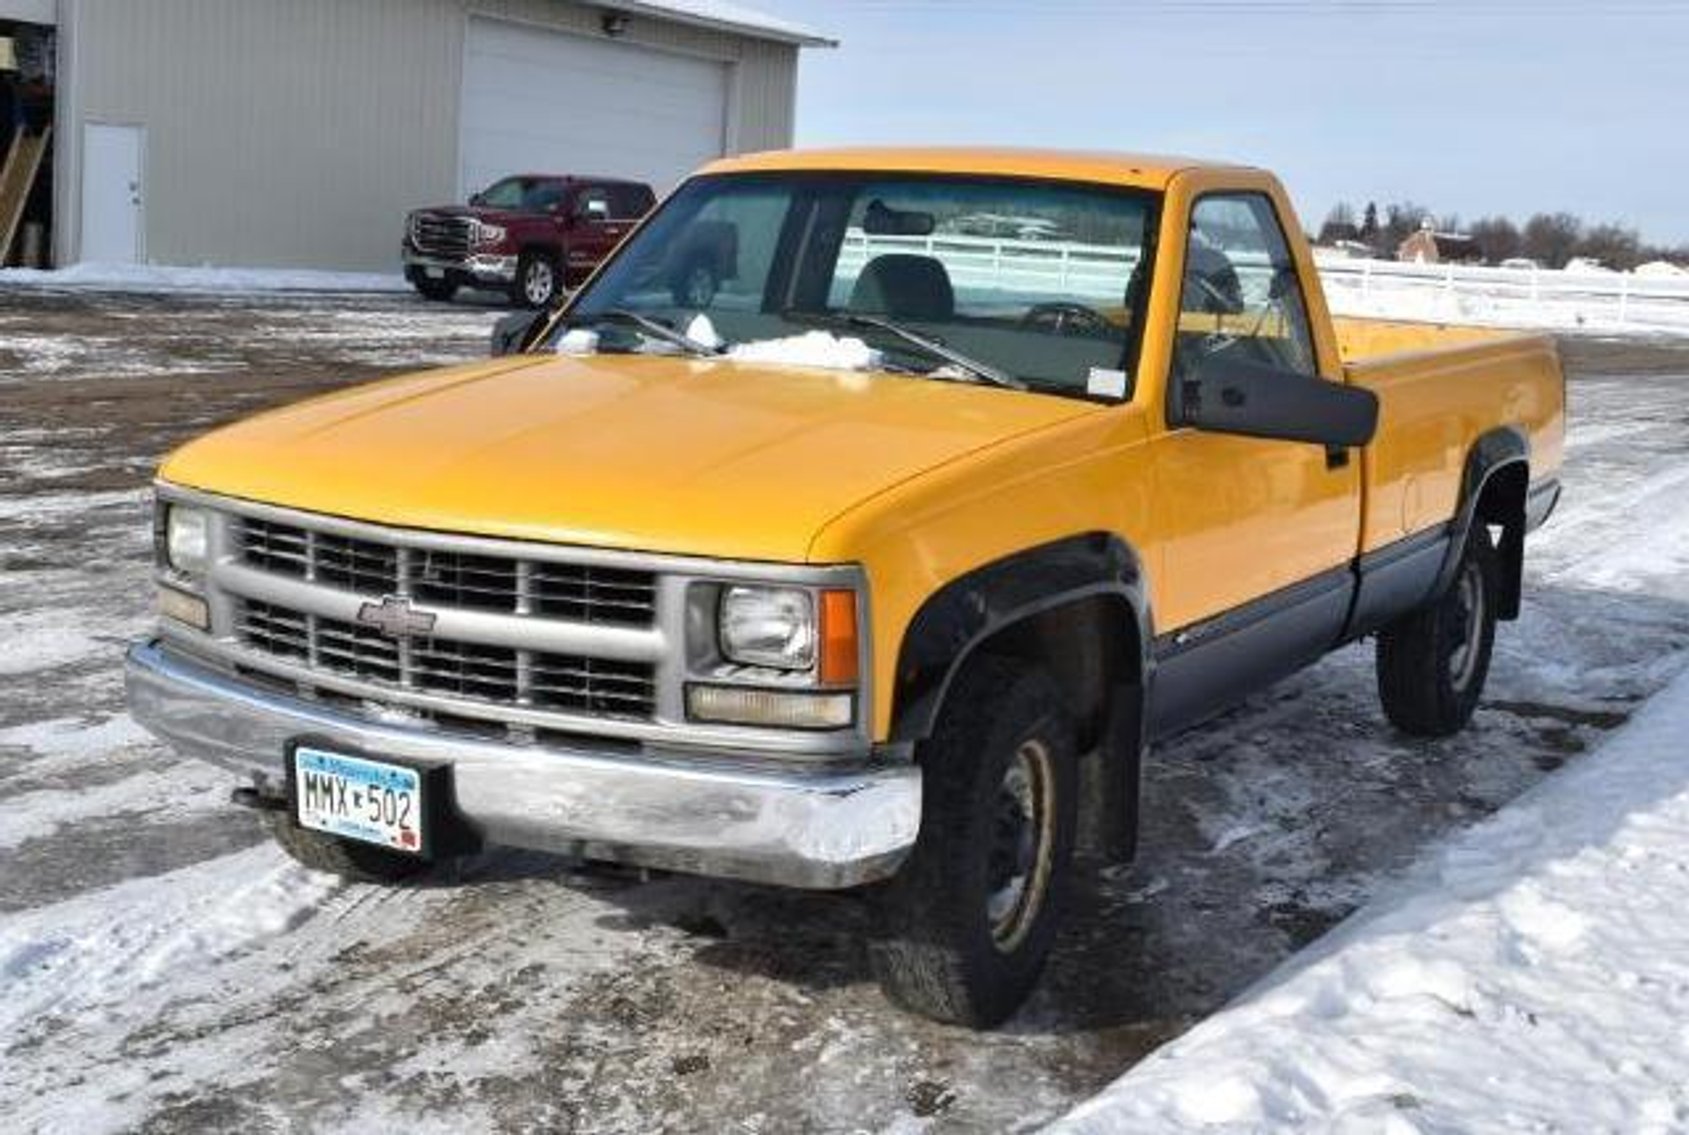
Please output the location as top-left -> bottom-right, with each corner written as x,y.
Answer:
986,739 -> 1058,953
522,259 -> 556,307
1446,559 -> 1485,690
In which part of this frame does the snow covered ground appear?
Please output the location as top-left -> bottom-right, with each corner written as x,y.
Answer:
1055,663 -> 1689,1133
0,262 -> 411,295
2,289 -> 1688,1131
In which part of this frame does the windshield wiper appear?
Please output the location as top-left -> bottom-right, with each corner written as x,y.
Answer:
840,313 -> 1026,391
592,309 -> 726,357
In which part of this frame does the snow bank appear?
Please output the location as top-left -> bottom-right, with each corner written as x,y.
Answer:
1052,664 -> 1689,1134
0,262 -> 409,295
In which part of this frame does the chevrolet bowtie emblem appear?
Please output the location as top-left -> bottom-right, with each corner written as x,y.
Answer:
355,595 -> 437,638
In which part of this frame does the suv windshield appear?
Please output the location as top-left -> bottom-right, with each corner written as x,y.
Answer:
477,177 -> 560,212
557,173 -> 1159,399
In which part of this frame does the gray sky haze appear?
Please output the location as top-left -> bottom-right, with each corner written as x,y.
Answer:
756,0 -> 1689,245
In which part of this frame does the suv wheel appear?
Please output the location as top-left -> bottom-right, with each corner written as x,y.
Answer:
870,657 -> 1077,1027
515,252 -> 560,309
1376,524 -> 1500,737
261,810 -> 432,884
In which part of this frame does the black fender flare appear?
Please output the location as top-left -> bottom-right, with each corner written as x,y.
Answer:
889,532 -> 1153,861
1436,424 -> 1530,613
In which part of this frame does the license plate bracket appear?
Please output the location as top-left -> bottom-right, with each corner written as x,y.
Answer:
284,738 -> 463,859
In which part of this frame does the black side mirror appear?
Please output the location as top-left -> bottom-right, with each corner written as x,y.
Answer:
468,192 -> 485,207
491,310 -> 547,357
1176,354 -> 1378,448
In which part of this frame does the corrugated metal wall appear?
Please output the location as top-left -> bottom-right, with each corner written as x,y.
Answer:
55,0 -> 801,270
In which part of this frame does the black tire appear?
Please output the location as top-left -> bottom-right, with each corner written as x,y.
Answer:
412,278 -> 458,303
870,657 -> 1078,1027
513,252 -> 561,309
261,810 -> 431,884
1376,525 -> 1500,737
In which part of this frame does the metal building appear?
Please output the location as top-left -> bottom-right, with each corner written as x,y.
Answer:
0,0 -> 829,271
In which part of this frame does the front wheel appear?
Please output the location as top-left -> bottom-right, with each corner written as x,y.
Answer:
513,252 -> 561,309
1376,525 -> 1500,737
261,810 -> 432,884
870,658 -> 1077,1027
412,277 -> 458,302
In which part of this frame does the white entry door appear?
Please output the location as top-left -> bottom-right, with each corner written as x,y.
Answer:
81,124 -> 144,264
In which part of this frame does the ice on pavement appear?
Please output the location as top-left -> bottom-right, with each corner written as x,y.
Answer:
1053,662 -> 1689,1134
0,262 -> 409,294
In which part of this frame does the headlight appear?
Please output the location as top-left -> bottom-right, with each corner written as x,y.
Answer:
719,586 -> 815,670
473,221 -> 507,247
165,506 -> 210,575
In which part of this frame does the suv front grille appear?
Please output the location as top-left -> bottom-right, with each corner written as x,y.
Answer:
409,213 -> 473,259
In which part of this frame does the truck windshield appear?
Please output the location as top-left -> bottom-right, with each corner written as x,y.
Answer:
557,173 -> 1159,399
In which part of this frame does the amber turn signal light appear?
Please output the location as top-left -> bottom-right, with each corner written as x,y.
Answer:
818,589 -> 858,686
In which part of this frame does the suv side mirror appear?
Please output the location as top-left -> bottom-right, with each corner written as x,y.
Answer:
491,310 -> 547,357
1176,355 -> 1378,448
468,192 -> 485,207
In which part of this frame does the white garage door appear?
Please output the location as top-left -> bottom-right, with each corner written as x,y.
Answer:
459,18 -> 730,199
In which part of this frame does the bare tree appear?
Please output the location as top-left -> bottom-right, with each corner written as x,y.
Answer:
1578,223 -> 1643,271
1469,216 -> 1522,263
1522,213 -> 1582,269
1317,202 -> 1358,245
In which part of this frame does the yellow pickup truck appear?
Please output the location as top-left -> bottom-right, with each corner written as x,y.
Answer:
127,148 -> 1564,1026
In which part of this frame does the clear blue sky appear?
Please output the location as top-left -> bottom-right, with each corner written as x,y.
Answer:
753,0 -> 1689,246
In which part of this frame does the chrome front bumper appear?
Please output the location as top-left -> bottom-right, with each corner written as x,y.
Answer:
402,249 -> 518,284
125,640 -> 920,889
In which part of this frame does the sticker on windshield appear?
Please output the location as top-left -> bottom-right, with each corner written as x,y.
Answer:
1087,367 -> 1127,399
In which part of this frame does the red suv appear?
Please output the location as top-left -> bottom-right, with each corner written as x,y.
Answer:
403,175 -> 656,308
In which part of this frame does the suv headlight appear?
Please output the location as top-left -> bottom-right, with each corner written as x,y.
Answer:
473,221 -> 508,247
719,586 -> 815,670
165,505 -> 210,575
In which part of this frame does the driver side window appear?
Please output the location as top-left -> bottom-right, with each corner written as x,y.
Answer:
1172,194 -> 1317,381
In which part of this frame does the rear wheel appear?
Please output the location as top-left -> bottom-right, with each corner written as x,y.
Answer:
1376,525 -> 1500,737
870,657 -> 1077,1027
514,252 -> 561,309
261,810 -> 431,884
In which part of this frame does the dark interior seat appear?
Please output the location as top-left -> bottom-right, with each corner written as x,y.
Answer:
848,254 -> 956,321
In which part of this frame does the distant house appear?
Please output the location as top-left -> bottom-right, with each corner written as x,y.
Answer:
1396,220 -> 1482,265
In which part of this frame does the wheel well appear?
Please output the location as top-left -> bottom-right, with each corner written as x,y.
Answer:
967,594 -> 1146,861
1474,461 -> 1528,619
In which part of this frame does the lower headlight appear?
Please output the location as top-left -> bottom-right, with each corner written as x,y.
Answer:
166,506 -> 210,575
686,685 -> 854,730
158,584 -> 210,630
474,221 -> 508,247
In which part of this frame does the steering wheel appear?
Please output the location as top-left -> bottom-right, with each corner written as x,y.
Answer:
1019,302 -> 1113,336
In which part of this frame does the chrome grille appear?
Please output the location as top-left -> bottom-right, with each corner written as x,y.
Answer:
236,598 -> 656,720
231,516 -> 660,725
239,518 -> 656,626
409,213 -> 473,259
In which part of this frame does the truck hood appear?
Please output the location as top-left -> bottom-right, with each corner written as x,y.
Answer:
160,353 -> 1101,562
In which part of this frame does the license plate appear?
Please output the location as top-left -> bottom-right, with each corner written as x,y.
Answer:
293,746 -> 424,854
423,267 -> 445,279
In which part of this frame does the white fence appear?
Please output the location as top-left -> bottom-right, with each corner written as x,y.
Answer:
836,228 -> 1689,334
1315,256 -> 1689,333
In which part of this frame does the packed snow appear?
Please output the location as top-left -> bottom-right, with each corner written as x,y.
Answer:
1054,662 -> 1689,1133
0,261 -> 410,295
727,329 -> 884,370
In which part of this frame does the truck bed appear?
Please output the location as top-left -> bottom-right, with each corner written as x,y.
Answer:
1336,316 -> 1566,555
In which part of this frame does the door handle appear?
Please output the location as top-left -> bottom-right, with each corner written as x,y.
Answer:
1325,445 -> 1349,470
